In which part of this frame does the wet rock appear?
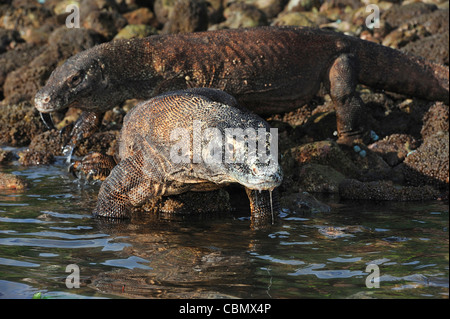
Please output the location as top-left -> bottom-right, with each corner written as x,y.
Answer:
18,149 -> 55,166
161,0 -> 208,34
161,189 -> 232,213
403,131 -> 449,188
318,225 -> 365,239
339,178 -> 440,201
0,172 -> 28,190
298,163 -> 345,193
281,191 -> 331,213
420,102 -> 449,140
0,148 -> 15,164
138,189 -> 232,214
345,144 -> 393,181
74,130 -> 120,158
282,139 -> 396,192
27,129 -> 64,157
0,102 -> 47,146
282,140 -> 359,179
368,134 -> 419,167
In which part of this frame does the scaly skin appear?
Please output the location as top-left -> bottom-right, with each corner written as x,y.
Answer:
93,88 -> 282,226
34,26 -> 449,149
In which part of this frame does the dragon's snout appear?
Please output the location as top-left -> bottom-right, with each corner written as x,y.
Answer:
34,91 -> 53,113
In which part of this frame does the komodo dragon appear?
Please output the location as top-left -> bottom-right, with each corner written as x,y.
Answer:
34,26 -> 449,158
92,88 -> 282,226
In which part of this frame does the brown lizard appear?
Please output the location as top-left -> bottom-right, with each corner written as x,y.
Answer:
34,26 -> 449,156
92,88 -> 282,227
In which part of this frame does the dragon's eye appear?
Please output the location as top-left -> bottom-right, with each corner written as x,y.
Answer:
70,72 -> 83,86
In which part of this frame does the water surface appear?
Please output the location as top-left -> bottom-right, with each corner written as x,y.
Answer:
0,160 -> 448,298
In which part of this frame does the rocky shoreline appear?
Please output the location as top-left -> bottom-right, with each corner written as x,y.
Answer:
1,0 -> 448,211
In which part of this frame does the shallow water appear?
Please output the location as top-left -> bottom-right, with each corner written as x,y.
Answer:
0,159 -> 448,299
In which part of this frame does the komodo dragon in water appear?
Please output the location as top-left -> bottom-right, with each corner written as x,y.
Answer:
92,88 -> 282,226
34,26 -> 449,159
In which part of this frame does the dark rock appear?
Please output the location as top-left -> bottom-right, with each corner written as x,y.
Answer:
18,149 -> 55,166
2,27 -> 104,105
281,191 -> 331,213
420,102 -> 449,140
74,131 -> 120,158
0,172 -> 28,190
83,10 -> 128,40
271,11 -> 318,27
401,32 -> 449,65
282,140 -> 360,179
154,0 -> 177,25
0,42 -> 45,100
216,1 -> 268,29
123,7 -> 158,27
0,102 -> 47,146
283,0 -> 321,13
0,2 -> 56,36
0,148 -> 15,164
239,0 -> 288,19
28,129 -> 64,157
381,2 -> 437,33
298,163 -> 345,193
114,24 -> 158,39
0,28 -> 23,53
138,188 -> 232,214
339,178 -> 440,201
368,133 -> 419,167
403,131 -> 449,188
161,0 -> 208,34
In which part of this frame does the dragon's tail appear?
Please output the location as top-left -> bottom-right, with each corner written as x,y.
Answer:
355,39 -> 449,104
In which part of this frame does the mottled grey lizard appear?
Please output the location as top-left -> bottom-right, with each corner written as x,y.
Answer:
92,88 -> 282,227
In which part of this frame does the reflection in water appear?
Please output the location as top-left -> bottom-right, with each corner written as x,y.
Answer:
0,163 -> 448,298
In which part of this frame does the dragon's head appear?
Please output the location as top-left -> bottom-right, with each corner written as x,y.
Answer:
34,49 -> 108,114
200,121 -> 283,191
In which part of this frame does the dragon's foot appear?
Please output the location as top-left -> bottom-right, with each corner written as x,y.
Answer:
61,110 -> 104,164
69,152 -> 116,181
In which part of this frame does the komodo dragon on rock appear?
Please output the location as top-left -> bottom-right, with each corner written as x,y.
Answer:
34,26 -> 449,158
92,88 -> 283,226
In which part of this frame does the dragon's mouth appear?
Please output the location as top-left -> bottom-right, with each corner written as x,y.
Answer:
40,112 -> 55,130
238,178 -> 282,191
